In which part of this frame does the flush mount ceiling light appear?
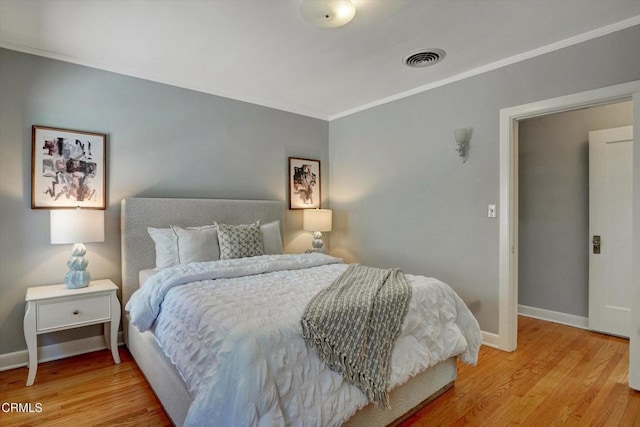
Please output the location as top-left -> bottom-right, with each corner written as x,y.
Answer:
403,48 -> 446,68
300,0 -> 356,28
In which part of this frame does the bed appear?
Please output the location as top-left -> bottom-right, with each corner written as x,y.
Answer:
121,197 -> 481,426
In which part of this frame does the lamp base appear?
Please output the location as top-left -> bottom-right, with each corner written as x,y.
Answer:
64,243 -> 91,289
305,231 -> 325,254
65,270 -> 91,289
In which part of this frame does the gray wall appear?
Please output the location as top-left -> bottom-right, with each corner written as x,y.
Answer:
329,25 -> 640,334
2,27 -> 639,355
518,102 -> 633,317
0,48 -> 329,354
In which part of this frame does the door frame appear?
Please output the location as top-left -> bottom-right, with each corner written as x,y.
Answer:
498,80 -> 640,352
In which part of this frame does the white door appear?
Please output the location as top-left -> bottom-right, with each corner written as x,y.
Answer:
588,126 -> 633,338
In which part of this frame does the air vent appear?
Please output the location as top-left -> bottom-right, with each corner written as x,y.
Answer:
403,48 -> 446,68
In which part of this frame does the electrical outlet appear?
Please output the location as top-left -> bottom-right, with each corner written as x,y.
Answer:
488,204 -> 496,218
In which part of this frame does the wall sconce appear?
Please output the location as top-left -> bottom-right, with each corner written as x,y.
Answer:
303,208 -> 332,253
50,208 -> 105,288
454,128 -> 471,163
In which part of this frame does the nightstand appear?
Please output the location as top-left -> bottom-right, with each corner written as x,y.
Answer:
23,279 -> 121,386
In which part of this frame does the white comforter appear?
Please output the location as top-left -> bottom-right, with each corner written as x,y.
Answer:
126,253 -> 481,427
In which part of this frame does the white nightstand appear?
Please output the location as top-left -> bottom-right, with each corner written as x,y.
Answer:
23,279 -> 121,386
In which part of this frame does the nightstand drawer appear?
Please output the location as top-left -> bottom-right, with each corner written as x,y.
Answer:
37,294 -> 111,332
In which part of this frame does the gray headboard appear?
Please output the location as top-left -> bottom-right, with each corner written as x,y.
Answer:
120,197 -> 284,307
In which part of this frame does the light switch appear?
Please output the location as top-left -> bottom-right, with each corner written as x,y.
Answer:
488,204 -> 496,218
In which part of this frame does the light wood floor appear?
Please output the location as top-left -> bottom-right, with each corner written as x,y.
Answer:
1,317 -> 638,426
0,349 -> 171,426
401,316 -> 640,426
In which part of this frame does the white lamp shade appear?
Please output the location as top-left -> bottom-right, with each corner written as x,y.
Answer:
50,209 -> 105,244
303,209 -> 332,232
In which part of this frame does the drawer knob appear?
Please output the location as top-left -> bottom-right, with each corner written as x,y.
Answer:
73,309 -> 79,315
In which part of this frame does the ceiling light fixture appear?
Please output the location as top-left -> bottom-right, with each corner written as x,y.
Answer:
300,0 -> 356,28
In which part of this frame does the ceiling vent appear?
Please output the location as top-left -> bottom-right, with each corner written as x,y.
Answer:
403,48 -> 446,68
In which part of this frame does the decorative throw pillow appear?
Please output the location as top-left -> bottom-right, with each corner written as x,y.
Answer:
147,227 -> 179,269
215,221 -> 264,260
261,220 -> 284,255
171,225 -> 220,264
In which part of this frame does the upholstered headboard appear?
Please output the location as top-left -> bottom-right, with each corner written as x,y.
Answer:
120,197 -> 284,307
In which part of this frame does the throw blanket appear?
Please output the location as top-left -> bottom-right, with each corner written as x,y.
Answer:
301,264 -> 412,408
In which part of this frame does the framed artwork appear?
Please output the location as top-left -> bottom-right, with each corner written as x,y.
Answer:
289,157 -> 321,209
31,125 -> 107,209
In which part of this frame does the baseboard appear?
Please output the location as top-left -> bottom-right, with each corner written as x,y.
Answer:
518,304 -> 589,330
0,332 -> 124,372
481,331 -> 500,349
472,309 -> 587,353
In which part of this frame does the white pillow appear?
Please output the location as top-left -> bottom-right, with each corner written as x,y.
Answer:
261,220 -> 284,255
171,225 -> 220,264
147,227 -> 179,269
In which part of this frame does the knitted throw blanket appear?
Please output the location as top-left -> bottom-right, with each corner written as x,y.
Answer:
300,264 -> 412,408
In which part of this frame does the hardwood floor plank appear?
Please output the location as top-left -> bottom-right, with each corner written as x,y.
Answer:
480,338 -> 588,426
569,351 -> 628,425
0,350 -> 171,427
1,317 -> 638,426
620,393 -> 640,426
521,334 -> 625,426
401,317 -> 639,427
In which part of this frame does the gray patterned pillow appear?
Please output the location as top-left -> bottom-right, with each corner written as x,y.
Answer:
215,221 -> 264,260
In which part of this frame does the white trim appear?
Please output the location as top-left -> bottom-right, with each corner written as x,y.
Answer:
481,331 -> 501,349
0,332 -> 124,372
329,16 -> 640,120
499,80 -> 640,352
2,16 -> 639,122
498,110 -> 518,352
518,305 -> 589,330
631,90 -> 640,390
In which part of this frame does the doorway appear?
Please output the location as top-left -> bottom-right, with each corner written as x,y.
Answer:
497,80 -> 639,354
517,103 -> 632,333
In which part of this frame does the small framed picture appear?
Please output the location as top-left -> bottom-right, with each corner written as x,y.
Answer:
289,157 -> 320,209
31,125 -> 107,209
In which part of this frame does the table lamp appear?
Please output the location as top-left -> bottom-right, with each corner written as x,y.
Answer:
50,208 -> 104,288
303,208 -> 332,253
